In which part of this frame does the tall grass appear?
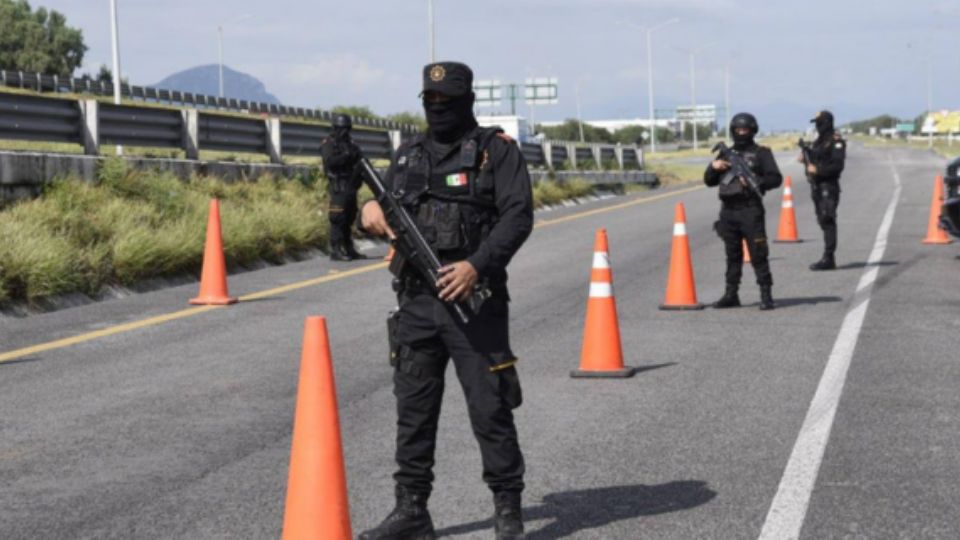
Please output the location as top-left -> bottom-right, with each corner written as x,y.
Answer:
0,160 -> 595,305
0,159 -> 327,304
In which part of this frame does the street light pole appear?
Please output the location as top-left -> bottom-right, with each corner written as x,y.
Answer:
927,62 -> 933,148
576,79 -> 585,142
724,65 -> 731,141
690,51 -> 698,150
218,25 -> 224,98
428,0 -> 436,62
641,18 -> 679,154
109,0 -> 123,155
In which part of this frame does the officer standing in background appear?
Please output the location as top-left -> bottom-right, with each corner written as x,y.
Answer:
705,113 -> 783,310
359,61 -> 533,540
804,110 -> 846,271
320,113 -> 366,261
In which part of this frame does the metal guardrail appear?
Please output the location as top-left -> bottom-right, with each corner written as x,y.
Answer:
0,92 -> 397,161
0,92 -> 82,145
0,68 -> 419,134
0,90 -> 644,171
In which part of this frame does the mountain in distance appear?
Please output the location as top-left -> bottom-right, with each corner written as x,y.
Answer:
153,64 -> 281,104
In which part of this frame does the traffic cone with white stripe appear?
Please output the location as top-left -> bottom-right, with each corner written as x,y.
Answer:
659,202 -> 704,310
190,199 -> 238,305
571,228 -> 636,378
774,176 -> 802,243
922,175 -> 952,245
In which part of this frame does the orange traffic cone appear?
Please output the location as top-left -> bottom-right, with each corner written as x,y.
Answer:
384,246 -> 395,261
742,239 -> 752,263
282,317 -> 353,540
774,176 -> 802,243
922,175 -> 952,245
571,229 -> 636,378
190,199 -> 238,305
660,203 -> 704,310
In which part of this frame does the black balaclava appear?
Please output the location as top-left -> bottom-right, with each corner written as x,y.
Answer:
813,111 -> 835,140
730,112 -> 758,148
424,92 -> 478,144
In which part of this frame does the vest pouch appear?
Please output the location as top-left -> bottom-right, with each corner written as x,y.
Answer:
416,201 -> 464,250
718,172 -> 746,199
434,202 -> 463,250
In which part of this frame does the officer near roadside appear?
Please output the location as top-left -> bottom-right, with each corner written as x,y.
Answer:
802,110 -> 846,270
320,113 -> 366,261
359,61 -> 533,540
704,113 -> 783,310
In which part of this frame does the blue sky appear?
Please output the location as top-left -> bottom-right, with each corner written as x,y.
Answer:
32,0 -> 959,130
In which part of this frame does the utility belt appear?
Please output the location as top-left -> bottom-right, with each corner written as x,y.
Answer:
393,272 -> 505,297
721,196 -> 763,210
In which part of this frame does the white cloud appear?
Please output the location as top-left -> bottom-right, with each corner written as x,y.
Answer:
284,54 -> 386,89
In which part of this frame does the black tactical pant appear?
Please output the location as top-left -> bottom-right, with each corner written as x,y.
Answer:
328,186 -> 358,250
811,181 -> 841,256
716,201 -> 773,287
389,287 -> 524,497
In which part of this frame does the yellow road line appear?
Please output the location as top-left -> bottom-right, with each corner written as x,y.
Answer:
0,185 -> 703,363
536,185 -> 704,227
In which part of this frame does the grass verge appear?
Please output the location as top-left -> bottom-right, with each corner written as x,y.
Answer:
0,166 -> 598,306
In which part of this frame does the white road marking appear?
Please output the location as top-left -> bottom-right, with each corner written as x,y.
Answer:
758,166 -> 903,540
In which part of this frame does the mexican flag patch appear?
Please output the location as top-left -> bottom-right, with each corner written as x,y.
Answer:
445,172 -> 468,187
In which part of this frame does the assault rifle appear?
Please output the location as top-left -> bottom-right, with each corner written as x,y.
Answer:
712,142 -> 763,197
357,157 -> 491,324
798,138 -> 814,180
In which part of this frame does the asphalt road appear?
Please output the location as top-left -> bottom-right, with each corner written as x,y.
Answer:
1,143 -> 958,539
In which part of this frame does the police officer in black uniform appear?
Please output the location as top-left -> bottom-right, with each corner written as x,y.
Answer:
705,113 -> 783,310
359,61 -> 533,540
320,113 -> 366,261
804,110 -> 846,270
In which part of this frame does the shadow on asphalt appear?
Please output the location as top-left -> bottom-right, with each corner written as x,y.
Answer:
834,260 -> 898,270
0,357 -> 41,367
774,296 -> 843,308
435,481 -> 717,538
633,362 -> 677,375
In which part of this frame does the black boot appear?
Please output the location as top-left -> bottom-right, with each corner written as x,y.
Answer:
712,285 -> 741,309
329,241 -> 353,262
759,285 -> 775,311
809,254 -> 836,271
493,491 -> 524,540
358,486 -> 436,540
345,239 -> 368,260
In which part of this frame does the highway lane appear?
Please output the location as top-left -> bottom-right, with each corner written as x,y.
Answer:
0,144 -> 955,538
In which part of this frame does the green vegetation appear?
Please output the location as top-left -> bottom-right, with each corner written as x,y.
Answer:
854,134 -> 960,158
0,160 -> 328,305
645,161 -> 705,188
0,163 -> 597,306
536,119 -> 675,145
0,0 -> 86,75
533,178 -> 594,207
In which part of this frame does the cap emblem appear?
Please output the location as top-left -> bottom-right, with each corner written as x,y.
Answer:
429,65 -> 446,82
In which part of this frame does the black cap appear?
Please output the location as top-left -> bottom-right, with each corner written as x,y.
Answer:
810,110 -> 834,123
421,61 -> 473,97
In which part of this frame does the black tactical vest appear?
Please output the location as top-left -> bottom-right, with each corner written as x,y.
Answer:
391,127 -> 502,259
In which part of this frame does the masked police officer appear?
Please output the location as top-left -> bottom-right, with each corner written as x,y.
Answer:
320,113 -> 366,261
803,110 -> 846,270
705,113 -> 783,310
359,61 -> 533,540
